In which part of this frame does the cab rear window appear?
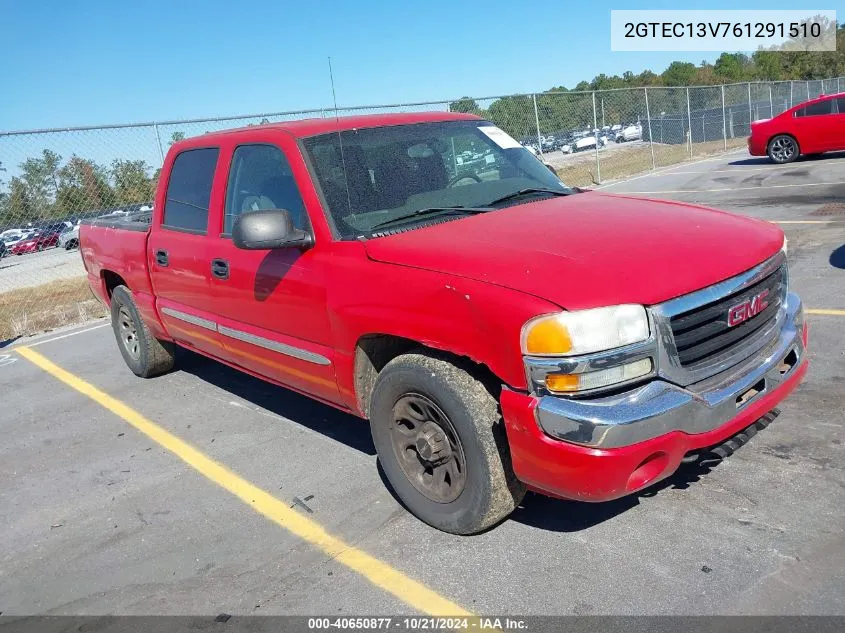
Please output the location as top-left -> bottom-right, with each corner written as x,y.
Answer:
163,148 -> 220,233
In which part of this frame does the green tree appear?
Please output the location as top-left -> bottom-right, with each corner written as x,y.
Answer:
111,160 -> 156,205
486,95 -> 535,139
449,97 -> 482,114
3,177 -> 37,225
19,149 -> 63,215
661,61 -> 697,86
168,131 -> 185,146
56,156 -> 115,215
714,53 -> 751,82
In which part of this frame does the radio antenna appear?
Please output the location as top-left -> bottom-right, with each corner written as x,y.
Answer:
328,56 -> 353,218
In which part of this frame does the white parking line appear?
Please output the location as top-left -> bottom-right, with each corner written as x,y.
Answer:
773,220 -> 833,224
596,150 -> 747,189
616,181 -> 845,195
643,164 -> 817,176
23,322 -> 110,348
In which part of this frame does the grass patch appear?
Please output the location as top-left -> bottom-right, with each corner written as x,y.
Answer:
0,277 -> 107,342
550,138 -> 749,187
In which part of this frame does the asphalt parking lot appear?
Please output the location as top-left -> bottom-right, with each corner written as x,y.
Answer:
1,151 -> 844,617
0,246 -> 82,293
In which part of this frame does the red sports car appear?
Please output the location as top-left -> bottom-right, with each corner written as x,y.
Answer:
748,92 -> 845,163
10,231 -> 60,255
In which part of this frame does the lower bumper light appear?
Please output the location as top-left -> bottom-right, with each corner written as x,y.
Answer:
545,358 -> 653,393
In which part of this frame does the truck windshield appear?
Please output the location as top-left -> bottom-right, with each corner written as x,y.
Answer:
302,120 -> 572,238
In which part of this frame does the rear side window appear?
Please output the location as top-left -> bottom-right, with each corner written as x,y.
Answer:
794,100 -> 833,117
163,148 -> 220,233
836,97 -> 845,114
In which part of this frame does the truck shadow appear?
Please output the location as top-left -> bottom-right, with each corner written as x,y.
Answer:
176,348 -> 754,534
509,459 -> 720,533
176,348 -> 377,456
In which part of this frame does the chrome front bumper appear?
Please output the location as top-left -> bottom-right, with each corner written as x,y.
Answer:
536,292 -> 806,449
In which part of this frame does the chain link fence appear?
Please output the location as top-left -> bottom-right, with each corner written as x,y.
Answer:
1,77 -> 843,340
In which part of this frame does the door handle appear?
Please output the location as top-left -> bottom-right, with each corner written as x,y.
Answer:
211,258 -> 229,280
155,249 -> 169,267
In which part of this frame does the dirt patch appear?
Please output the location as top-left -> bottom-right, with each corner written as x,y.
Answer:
0,277 -> 107,341
548,138 -> 747,187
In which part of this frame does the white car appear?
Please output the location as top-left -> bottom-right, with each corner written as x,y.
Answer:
616,124 -> 643,143
1,229 -> 35,249
58,224 -> 80,250
572,135 -> 599,152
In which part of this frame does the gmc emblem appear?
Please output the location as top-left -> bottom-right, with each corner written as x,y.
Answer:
727,289 -> 769,327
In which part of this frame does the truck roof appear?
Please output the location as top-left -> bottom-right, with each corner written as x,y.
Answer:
192,111 -> 483,142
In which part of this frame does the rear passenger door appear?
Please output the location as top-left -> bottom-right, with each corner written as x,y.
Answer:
833,97 -> 845,150
792,98 -> 835,153
149,146 -> 223,357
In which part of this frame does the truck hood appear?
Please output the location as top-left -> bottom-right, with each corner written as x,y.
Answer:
363,192 -> 784,310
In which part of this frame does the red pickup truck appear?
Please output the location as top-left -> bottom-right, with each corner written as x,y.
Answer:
80,112 -> 808,534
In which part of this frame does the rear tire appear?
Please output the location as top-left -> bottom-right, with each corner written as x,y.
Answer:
369,351 -> 525,534
110,285 -> 175,378
767,135 -> 799,164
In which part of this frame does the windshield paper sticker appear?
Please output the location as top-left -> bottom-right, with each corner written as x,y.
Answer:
479,126 -> 522,149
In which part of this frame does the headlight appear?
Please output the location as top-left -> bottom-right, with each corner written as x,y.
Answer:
521,305 -> 650,357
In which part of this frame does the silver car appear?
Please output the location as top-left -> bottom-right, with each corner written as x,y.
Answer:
58,224 -> 80,250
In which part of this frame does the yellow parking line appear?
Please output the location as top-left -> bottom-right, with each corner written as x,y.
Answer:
15,346 -> 470,617
807,309 -> 845,316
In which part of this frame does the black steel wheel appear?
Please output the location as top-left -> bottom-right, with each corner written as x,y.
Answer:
117,304 -> 141,360
110,285 -> 175,378
369,351 -> 525,534
390,393 -> 467,503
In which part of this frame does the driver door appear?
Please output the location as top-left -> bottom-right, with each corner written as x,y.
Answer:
204,138 -> 339,404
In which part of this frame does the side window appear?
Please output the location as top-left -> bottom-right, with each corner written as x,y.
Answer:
836,97 -> 845,114
224,144 -> 307,235
795,100 -> 833,117
163,148 -> 219,233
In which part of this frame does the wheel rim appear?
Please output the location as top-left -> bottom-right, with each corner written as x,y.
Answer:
770,137 -> 795,162
117,305 -> 141,360
390,393 -> 467,503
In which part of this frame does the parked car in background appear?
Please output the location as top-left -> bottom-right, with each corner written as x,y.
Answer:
572,134 -> 599,152
748,92 -> 845,163
616,123 -> 643,143
58,224 -> 80,250
80,112 -> 807,534
10,231 -> 60,255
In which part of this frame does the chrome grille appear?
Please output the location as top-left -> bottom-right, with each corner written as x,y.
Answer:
670,265 -> 787,368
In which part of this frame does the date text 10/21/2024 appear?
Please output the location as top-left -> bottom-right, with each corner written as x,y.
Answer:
307,617 -> 528,630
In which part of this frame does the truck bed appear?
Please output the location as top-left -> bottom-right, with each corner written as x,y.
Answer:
80,211 -> 155,302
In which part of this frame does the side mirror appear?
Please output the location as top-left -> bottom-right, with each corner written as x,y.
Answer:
232,209 -> 313,250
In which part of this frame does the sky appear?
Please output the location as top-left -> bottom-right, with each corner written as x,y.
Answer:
0,0 -> 809,133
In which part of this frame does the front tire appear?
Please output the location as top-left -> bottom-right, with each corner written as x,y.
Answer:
369,352 -> 525,534
767,135 -> 799,164
110,285 -> 175,378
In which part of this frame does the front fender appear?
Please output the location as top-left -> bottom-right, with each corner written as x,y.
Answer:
328,254 -> 560,411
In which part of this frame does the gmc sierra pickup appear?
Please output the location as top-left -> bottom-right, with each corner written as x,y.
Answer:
80,112 -> 808,534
